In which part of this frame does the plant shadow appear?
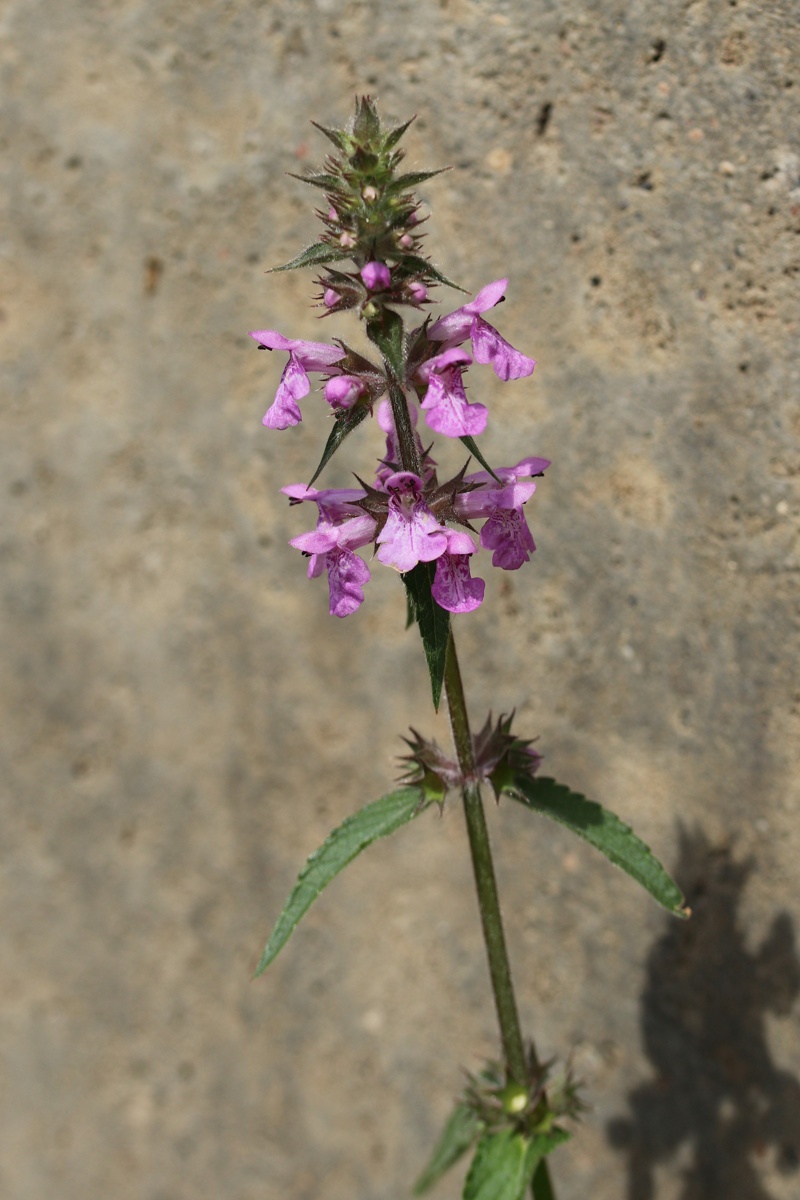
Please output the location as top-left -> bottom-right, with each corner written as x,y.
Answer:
607,825 -> 800,1199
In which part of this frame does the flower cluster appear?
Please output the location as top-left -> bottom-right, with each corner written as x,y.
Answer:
282,400 -> 549,617
250,277 -> 534,437
249,97 -> 548,619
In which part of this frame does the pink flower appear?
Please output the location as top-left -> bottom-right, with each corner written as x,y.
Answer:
284,484 -> 375,617
432,530 -> 486,613
250,331 -> 345,428
428,279 -> 536,382
324,375 -> 367,410
375,472 -> 448,573
456,458 -> 550,570
361,261 -> 391,291
417,347 -> 488,438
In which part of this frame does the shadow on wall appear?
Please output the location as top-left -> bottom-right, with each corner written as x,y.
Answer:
608,826 -> 800,1200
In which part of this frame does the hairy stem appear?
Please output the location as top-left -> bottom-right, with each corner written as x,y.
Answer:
388,381 -> 422,477
443,630 -> 530,1085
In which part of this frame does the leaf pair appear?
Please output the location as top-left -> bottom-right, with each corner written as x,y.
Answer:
255,776 -> 686,978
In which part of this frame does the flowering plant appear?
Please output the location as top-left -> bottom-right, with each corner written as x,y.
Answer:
251,98 -> 687,1200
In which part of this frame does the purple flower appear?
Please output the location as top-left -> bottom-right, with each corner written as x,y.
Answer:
456,457 -> 550,570
432,531 -> 486,613
324,375 -> 367,410
417,347 -> 488,438
428,279 -> 536,382
361,261 -> 391,291
375,472 -> 448,573
250,331 -> 345,429
284,484 -> 375,617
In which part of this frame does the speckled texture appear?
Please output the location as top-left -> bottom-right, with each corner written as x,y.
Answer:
2,2 -> 799,1198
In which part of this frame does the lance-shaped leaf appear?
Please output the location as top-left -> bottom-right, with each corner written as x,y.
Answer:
403,560 -> 450,711
388,168 -> 450,191
384,115 -> 416,150
506,775 -> 688,917
269,243 -> 350,273
400,253 -> 467,293
463,1131 -> 540,1200
255,787 -> 428,975
463,1128 -> 570,1200
310,121 -> 350,152
287,171 -> 343,192
459,435 -> 502,485
366,309 -> 406,380
413,1104 -> 484,1195
307,403 -> 371,487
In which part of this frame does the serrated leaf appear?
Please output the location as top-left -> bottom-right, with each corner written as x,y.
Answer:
402,561 -> 450,711
269,243 -> 350,273
366,309 -> 405,379
413,1104 -> 484,1195
507,776 -> 688,917
307,403 -> 371,487
459,435 -> 502,484
463,1131 -> 540,1200
255,787 -> 428,975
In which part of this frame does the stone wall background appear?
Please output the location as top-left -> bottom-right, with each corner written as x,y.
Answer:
2,1 -> 799,1197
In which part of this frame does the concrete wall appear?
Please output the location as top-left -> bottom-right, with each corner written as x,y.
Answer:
2,1 -> 799,1197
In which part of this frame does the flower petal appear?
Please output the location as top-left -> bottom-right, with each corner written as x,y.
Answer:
421,367 -> 488,438
470,315 -> 536,381
326,547 -> 371,617
480,507 -> 536,569
263,354 -> 310,428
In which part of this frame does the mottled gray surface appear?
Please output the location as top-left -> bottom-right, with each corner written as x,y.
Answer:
2,1 -> 799,1197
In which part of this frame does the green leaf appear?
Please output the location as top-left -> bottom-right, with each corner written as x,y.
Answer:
269,243 -> 349,273
307,403 -> 371,487
507,776 -> 688,917
531,1159 -> 555,1200
353,95 -> 381,143
400,253 -> 467,293
310,121 -> 350,152
287,170 -> 342,192
413,1104 -> 484,1195
384,115 -> 416,150
366,308 -> 405,379
389,168 -> 450,191
459,435 -> 502,484
402,560 -> 450,711
463,1131 -> 540,1200
255,787 -> 428,975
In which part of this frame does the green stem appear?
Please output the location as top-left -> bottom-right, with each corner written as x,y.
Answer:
388,381 -> 422,477
443,631 -> 530,1086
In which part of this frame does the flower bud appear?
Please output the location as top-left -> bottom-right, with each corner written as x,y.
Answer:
324,375 -> 367,410
339,231 -> 357,249
408,281 -> 428,304
323,288 -> 340,308
398,233 -> 414,249
362,185 -> 379,202
360,261 -> 391,291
